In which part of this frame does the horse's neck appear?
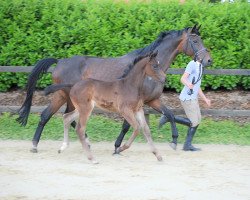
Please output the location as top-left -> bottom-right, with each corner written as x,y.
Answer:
156,37 -> 182,72
122,61 -> 147,92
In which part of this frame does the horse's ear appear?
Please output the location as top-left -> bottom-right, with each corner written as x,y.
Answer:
189,24 -> 200,35
190,24 -> 197,33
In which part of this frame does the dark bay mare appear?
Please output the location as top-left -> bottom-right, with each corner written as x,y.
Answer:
17,25 -> 212,153
44,51 -> 166,163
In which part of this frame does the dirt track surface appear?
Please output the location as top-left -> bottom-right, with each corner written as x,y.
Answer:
1,140 -> 250,200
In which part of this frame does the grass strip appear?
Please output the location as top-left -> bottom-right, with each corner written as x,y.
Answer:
0,113 -> 249,145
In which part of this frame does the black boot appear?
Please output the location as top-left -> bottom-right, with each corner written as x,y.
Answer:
159,115 -> 192,128
183,125 -> 201,151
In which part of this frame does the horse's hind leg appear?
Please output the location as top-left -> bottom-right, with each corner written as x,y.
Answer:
31,92 -> 66,153
147,99 -> 178,150
113,116 -> 149,154
58,110 -> 79,153
114,119 -> 131,154
136,109 -> 162,161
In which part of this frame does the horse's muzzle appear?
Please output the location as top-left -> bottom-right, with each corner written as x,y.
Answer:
203,58 -> 213,67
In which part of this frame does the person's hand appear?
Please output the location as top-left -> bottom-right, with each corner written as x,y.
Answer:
205,98 -> 211,107
187,83 -> 194,89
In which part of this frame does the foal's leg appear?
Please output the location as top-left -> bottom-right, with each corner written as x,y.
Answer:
75,103 -> 97,164
135,109 -> 162,161
114,115 -> 150,154
116,111 -> 140,153
31,92 -> 66,153
58,110 -> 79,153
65,101 -> 77,129
114,120 -> 131,154
64,99 -> 90,146
147,99 -> 178,150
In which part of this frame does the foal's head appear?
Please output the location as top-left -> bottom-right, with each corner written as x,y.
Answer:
144,51 -> 166,84
182,24 -> 212,67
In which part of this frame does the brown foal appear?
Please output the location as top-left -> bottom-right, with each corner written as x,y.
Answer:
45,51 -> 165,163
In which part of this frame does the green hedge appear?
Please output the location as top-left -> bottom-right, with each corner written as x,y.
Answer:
0,0 -> 249,91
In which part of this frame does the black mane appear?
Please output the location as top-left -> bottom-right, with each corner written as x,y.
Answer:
130,29 -> 181,56
118,52 -> 152,79
130,27 -> 200,57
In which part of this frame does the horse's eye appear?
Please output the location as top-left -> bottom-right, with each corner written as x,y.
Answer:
153,64 -> 159,69
193,40 -> 198,43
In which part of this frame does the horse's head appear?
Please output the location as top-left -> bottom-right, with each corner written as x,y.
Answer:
182,25 -> 212,67
145,51 -> 166,84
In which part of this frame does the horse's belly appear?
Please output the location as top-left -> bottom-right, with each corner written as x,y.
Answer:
95,100 -> 118,113
142,78 -> 164,102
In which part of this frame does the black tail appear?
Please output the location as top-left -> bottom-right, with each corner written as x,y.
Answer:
16,58 -> 58,126
44,83 -> 73,96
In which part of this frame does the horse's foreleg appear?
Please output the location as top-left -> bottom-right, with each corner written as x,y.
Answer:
31,92 -> 66,153
136,109 -> 162,161
58,110 -> 79,153
147,99 -> 178,150
114,120 -> 130,154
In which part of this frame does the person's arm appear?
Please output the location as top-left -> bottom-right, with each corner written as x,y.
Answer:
180,72 -> 193,89
198,88 -> 211,107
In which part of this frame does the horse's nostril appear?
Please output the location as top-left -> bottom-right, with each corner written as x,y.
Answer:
208,59 -> 212,64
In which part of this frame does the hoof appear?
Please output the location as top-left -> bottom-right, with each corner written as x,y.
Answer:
89,158 -> 99,164
58,150 -> 62,154
92,160 -> 99,164
113,147 -> 121,155
183,147 -> 201,151
157,155 -> 163,161
183,144 -> 201,151
169,142 -> 177,150
30,147 -> 38,153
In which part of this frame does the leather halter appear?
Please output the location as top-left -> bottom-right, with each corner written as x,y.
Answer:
185,34 -> 208,62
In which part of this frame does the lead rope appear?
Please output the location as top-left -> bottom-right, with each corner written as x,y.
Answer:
187,62 -> 203,95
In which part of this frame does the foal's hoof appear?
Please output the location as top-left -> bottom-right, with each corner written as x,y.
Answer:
157,155 -> 163,162
92,160 -> 99,164
90,159 -> 99,164
58,150 -> 62,154
169,142 -> 177,150
30,147 -> 38,153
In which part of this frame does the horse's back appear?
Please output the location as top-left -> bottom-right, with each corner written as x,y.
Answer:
52,55 -> 134,84
52,56 -> 87,84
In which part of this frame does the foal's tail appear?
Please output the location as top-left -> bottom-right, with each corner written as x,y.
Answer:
44,83 -> 73,96
16,58 -> 58,126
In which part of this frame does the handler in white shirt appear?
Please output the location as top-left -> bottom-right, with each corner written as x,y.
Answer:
179,60 -> 211,151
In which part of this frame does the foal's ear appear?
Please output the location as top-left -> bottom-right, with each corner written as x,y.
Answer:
150,50 -> 158,60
